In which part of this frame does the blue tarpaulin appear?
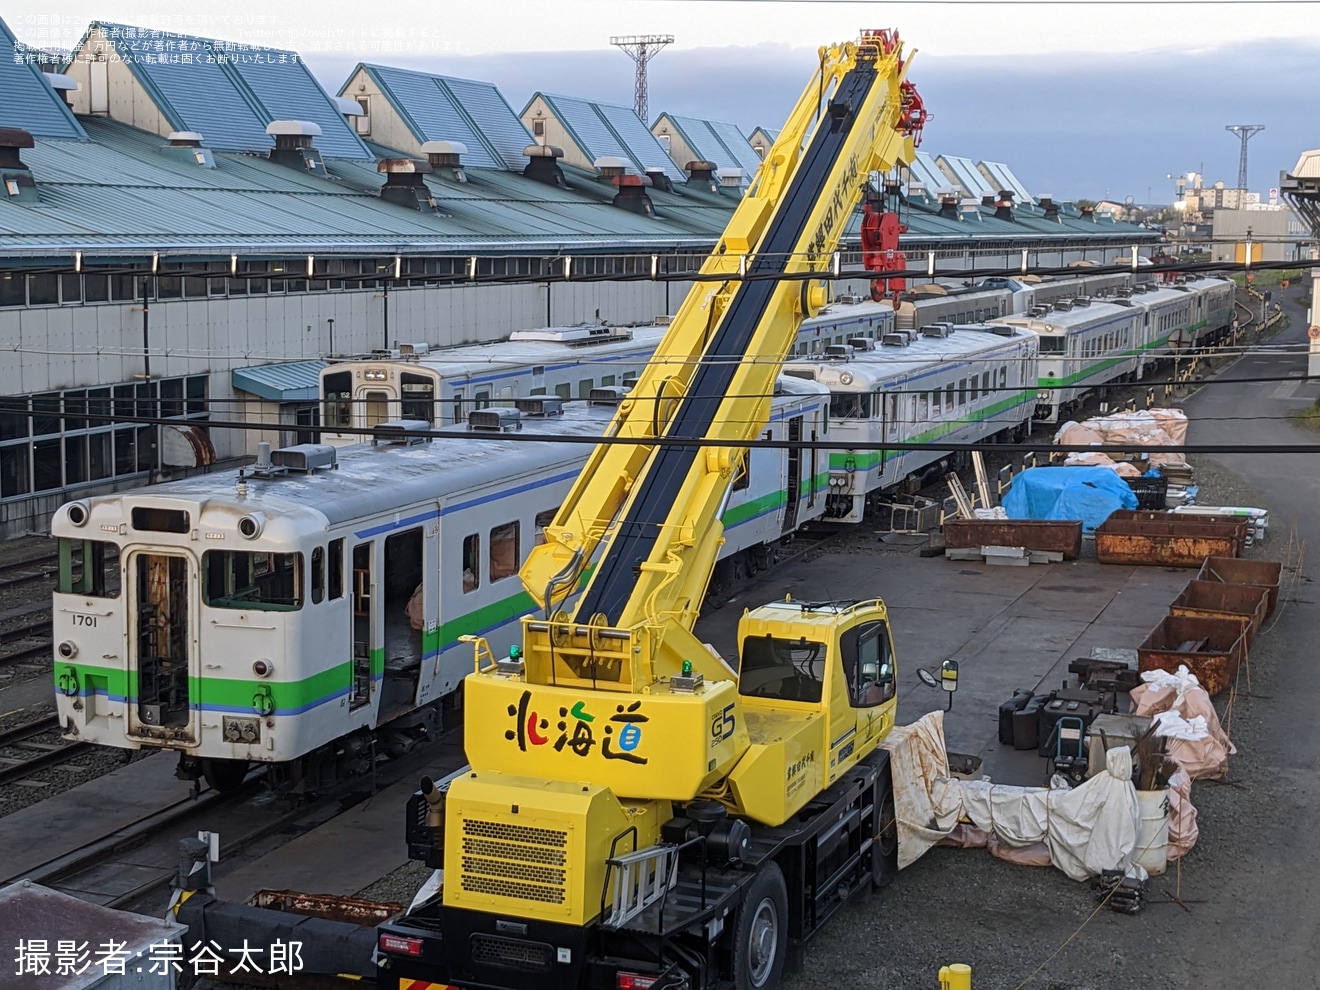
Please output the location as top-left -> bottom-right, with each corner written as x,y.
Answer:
1002,466 -> 1139,534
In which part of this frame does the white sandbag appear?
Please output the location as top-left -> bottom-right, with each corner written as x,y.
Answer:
878,711 -> 965,869
1045,747 -> 1142,882
1167,767 -> 1199,861
405,583 -> 426,631
1131,665 -> 1235,779
1149,408 -> 1189,445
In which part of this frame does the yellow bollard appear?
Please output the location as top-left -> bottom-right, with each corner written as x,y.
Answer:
938,963 -> 972,990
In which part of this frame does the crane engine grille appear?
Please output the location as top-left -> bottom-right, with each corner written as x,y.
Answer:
460,819 -> 569,905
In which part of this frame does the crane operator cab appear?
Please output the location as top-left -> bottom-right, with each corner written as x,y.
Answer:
727,597 -> 898,826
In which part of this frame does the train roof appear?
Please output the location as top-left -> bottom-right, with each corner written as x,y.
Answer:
320,302 -> 900,381
783,323 -> 1033,388
1002,277 -> 1226,333
64,378 -> 828,532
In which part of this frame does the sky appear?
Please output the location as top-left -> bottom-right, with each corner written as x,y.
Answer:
9,0 -> 1320,201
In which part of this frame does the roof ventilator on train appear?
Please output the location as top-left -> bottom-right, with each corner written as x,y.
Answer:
824,344 -> 853,360
883,329 -> 916,346
372,420 -> 433,445
246,441 -> 339,479
397,342 -> 430,358
589,387 -> 629,406
466,409 -> 522,433
513,397 -> 565,417
848,336 -> 875,351
510,325 -> 635,346
919,323 -> 954,338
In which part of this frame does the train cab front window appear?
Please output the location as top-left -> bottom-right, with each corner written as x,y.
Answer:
323,371 -> 352,429
739,635 -> 826,704
828,392 -> 870,420
1039,336 -> 1065,353
401,373 -> 435,424
56,538 -> 120,598
204,551 -> 303,611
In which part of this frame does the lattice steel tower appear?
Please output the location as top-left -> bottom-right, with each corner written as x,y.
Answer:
1225,124 -> 1265,191
610,34 -> 673,123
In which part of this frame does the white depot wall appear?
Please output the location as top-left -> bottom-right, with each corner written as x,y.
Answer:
0,276 -> 696,398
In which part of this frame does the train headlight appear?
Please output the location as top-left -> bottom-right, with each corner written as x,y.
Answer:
58,640 -> 78,659
839,372 -> 853,385
252,659 -> 273,677
237,513 -> 264,539
66,502 -> 89,527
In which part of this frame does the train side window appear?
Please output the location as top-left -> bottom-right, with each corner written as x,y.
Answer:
944,384 -> 954,412
578,378 -> 594,399
311,546 -> 325,604
489,522 -> 520,582
957,379 -> 967,406
475,391 -> 491,410
928,391 -> 939,420
204,551 -> 303,611
999,367 -> 1007,389
57,538 -> 121,598
534,510 -> 555,546
981,371 -> 991,398
462,534 -> 480,592
732,442 -> 755,492
554,383 -> 571,400
328,538 -> 344,600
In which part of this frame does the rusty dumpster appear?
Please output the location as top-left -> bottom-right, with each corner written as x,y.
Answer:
1169,579 -> 1269,645
943,519 -> 1083,559
1094,511 -> 1247,567
1137,615 -> 1247,696
1197,556 -> 1283,619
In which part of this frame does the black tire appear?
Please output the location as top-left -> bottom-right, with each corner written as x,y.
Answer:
871,772 -> 898,889
732,861 -> 788,990
202,758 -> 250,793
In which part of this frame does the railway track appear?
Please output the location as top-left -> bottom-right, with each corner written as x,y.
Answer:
0,714 -> 95,787
0,550 -> 61,592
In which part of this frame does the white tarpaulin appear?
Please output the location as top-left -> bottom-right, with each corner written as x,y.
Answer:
1055,409 -> 1190,469
1130,665 -> 1235,780
882,712 -> 1143,881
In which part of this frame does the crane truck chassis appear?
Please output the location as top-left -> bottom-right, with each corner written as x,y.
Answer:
375,29 -> 926,990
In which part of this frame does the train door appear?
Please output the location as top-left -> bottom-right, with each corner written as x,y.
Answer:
380,526 -> 424,722
350,541 -> 374,710
127,551 -> 197,743
363,390 -> 391,427
782,416 -> 803,535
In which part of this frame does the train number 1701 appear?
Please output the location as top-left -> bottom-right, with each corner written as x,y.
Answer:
71,614 -> 98,627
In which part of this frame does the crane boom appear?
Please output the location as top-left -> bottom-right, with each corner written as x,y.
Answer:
381,35 -> 928,990
517,32 -> 922,695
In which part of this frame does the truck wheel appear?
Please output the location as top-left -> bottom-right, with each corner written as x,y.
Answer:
872,773 -> 898,889
733,862 -> 787,990
202,758 -> 249,793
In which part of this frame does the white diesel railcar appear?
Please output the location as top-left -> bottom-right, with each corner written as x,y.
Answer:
50,379 -> 829,794
784,322 -> 1039,522
1001,275 -> 1235,423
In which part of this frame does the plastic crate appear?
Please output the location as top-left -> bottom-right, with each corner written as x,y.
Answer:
1125,475 -> 1168,510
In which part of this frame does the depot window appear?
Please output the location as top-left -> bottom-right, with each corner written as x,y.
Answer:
204,551 -> 304,611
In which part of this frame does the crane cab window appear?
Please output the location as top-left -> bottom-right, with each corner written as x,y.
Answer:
840,620 -> 895,708
739,635 -> 826,704
204,551 -> 303,611
489,522 -> 519,581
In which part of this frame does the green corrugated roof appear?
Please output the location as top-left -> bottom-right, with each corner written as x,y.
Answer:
0,14 -> 86,139
232,360 -> 327,401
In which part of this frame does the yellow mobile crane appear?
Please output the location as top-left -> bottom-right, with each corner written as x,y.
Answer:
379,30 -> 927,990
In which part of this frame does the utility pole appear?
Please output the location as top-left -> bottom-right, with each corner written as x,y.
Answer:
609,34 -> 673,123
1225,124 -> 1265,192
